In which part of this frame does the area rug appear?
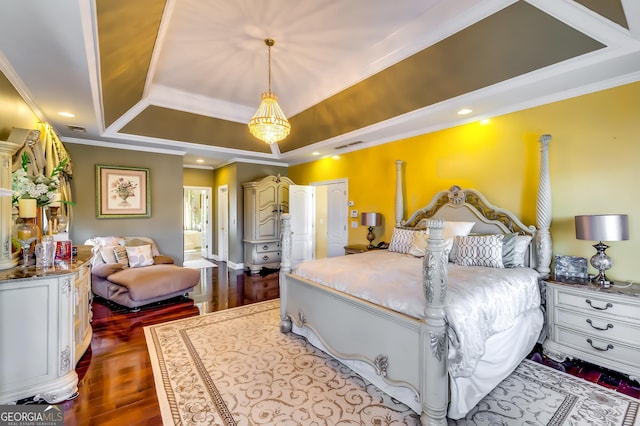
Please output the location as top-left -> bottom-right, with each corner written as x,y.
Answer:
144,300 -> 639,425
183,258 -> 217,269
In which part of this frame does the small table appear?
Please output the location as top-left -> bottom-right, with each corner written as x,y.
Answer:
542,275 -> 640,382
344,244 -> 370,255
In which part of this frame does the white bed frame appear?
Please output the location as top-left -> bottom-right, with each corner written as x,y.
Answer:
279,135 -> 552,425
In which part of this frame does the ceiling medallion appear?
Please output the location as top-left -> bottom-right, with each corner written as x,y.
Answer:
248,38 -> 291,145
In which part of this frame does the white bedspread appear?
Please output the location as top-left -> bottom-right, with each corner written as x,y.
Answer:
291,250 -> 541,377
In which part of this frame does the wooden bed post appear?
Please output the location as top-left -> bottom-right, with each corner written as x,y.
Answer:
395,160 -> 404,226
421,218 -> 448,426
536,134 -> 552,275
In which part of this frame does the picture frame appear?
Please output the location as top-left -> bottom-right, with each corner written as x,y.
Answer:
96,165 -> 150,218
554,255 -> 588,279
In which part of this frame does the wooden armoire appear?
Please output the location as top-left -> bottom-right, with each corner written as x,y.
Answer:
243,175 -> 294,274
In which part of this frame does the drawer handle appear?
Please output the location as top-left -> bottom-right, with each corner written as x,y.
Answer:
586,338 -> 613,352
586,319 -> 613,331
262,245 -> 269,250
585,299 -> 613,311
262,255 -> 269,261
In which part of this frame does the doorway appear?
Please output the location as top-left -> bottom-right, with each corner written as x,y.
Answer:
183,186 -> 213,261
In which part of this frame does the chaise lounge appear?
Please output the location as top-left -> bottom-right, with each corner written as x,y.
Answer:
86,236 -> 200,309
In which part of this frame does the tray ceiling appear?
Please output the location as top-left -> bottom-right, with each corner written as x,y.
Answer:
1,0 -> 639,168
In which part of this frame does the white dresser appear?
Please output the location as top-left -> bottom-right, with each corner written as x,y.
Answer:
243,175 -> 294,275
543,278 -> 640,382
0,254 -> 92,404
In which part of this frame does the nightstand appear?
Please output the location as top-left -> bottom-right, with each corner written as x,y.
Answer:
542,276 -> 640,382
344,244 -> 370,255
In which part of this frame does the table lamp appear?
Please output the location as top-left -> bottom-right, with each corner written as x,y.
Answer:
575,214 -> 629,287
361,212 -> 382,249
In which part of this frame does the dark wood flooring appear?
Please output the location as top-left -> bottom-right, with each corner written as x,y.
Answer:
45,261 -> 638,424
61,261 -> 279,425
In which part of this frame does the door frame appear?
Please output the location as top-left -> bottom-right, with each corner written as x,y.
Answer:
183,186 -> 213,258
216,184 -> 229,262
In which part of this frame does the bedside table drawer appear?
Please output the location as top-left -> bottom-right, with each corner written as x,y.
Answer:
555,327 -> 639,366
555,289 -> 639,322
554,308 -> 640,346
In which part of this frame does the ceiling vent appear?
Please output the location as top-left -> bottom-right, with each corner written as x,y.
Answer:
67,125 -> 87,133
334,141 -> 363,150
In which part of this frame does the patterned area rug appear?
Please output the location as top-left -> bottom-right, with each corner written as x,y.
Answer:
144,300 -> 639,425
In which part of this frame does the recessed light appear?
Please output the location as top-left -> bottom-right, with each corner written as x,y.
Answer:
479,119 -> 490,125
312,152 -> 320,156
196,159 -> 204,163
457,108 -> 472,115
58,112 -> 75,118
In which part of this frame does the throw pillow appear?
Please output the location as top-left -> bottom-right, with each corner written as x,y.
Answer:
408,231 -> 428,257
112,245 -> 129,267
443,221 -> 475,262
99,246 -> 118,264
455,234 -> 505,268
125,244 -> 154,268
408,231 -> 454,258
512,235 -> 533,267
388,228 -> 416,254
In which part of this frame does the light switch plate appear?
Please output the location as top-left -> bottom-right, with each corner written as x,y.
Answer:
350,209 -> 358,218
351,221 -> 358,228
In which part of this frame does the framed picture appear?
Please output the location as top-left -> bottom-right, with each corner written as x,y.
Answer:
96,165 -> 150,218
554,255 -> 588,279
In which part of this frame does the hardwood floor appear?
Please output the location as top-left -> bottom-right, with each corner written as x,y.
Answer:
61,261 -> 279,425
46,261 -> 638,424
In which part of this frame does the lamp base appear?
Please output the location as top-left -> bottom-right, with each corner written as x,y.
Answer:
366,226 -> 375,249
590,241 -> 612,288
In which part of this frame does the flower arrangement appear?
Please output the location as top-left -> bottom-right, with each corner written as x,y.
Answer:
12,152 -> 68,207
111,177 -> 137,203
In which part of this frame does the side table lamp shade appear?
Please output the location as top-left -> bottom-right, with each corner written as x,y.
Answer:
361,212 -> 382,249
575,214 -> 629,287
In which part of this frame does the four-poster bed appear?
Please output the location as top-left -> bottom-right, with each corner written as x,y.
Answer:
279,135 -> 552,424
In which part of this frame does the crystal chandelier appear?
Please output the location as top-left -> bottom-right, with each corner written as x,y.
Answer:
248,38 -> 291,144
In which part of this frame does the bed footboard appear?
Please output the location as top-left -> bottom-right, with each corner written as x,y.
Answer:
279,214 -> 449,425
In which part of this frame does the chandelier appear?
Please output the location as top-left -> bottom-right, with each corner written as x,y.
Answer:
248,38 -> 291,144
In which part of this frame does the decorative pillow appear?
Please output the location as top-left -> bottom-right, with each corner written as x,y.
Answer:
500,233 -> 518,267
99,246 -> 118,264
125,244 -> 155,268
408,231 -> 454,258
112,245 -> 129,267
408,231 -> 428,257
388,228 -> 417,254
123,237 -> 161,257
443,221 -> 475,262
511,235 -> 533,267
455,234 -> 505,268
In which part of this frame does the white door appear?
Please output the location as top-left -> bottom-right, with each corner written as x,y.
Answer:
217,185 -> 229,262
326,181 -> 348,257
289,185 -> 315,267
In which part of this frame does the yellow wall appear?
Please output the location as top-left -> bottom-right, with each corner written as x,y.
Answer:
183,167 -> 214,187
290,81 -> 640,283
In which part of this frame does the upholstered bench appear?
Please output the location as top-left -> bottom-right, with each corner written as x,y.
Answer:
86,236 -> 200,309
